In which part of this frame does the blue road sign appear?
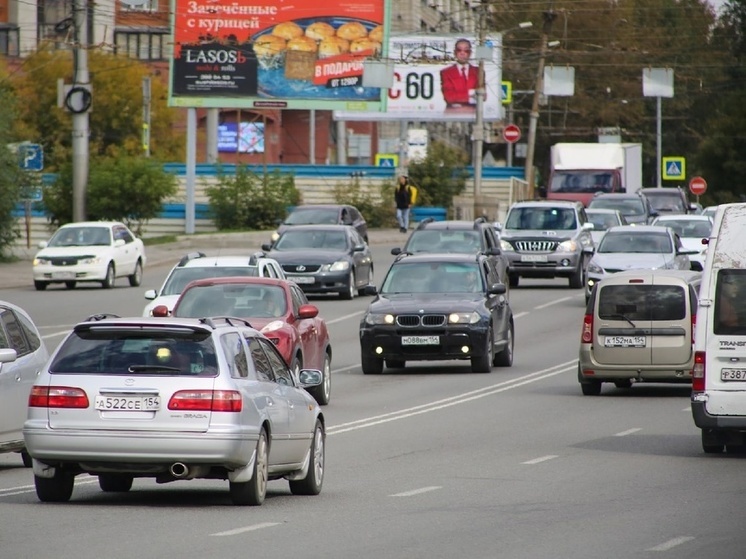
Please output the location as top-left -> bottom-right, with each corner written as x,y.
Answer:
19,144 -> 43,171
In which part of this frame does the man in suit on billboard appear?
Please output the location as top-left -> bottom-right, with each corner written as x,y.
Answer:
440,39 -> 479,109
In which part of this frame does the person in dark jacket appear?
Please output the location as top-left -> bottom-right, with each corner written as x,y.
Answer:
394,175 -> 412,233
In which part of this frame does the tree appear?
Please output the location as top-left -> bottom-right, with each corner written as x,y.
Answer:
0,81 -> 25,257
407,141 -> 470,211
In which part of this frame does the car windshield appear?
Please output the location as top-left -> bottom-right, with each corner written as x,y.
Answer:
598,285 -> 686,321
645,193 -> 687,212
176,283 -> 287,318
549,171 -> 613,194
382,262 -> 482,294
405,230 -> 481,253
597,232 -> 673,253
285,208 -> 339,225
586,212 -> 620,232
654,219 -> 712,238
505,207 -> 577,230
161,266 -> 259,296
274,230 -> 348,250
588,198 -> 645,217
48,226 -> 111,247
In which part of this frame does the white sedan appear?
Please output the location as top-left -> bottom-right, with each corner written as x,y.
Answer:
32,221 -> 147,290
650,214 -> 713,271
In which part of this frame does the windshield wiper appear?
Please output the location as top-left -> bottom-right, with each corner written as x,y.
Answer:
609,313 -> 637,328
128,365 -> 182,373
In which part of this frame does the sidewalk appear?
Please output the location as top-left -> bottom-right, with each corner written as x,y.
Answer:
0,228 -> 410,290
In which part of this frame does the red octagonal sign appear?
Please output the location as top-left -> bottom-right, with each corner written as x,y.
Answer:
503,124 -> 521,144
689,176 -> 707,196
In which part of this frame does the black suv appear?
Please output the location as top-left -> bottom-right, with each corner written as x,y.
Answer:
588,192 -> 657,225
639,187 -> 690,216
359,252 -> 514,374
391,217 -> 508,285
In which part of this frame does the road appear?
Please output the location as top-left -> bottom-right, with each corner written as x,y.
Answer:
0,241 -> 743,558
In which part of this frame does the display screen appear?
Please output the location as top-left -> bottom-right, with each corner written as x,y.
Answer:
217,122 -> 265,154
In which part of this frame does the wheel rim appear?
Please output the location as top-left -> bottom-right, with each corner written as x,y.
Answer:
256,434 -> 268,496
107,265 -> 114,286
134,263 -> 142,283
322,355 -> 331,401
312,426 -> 324,484
505,327 -> 513,363
348,271 -> 355,298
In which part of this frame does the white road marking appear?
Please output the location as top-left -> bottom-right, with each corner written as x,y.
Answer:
682,406 -> 691,412
646,536 -> 695,551
614,428 -> 642,437
522,455 -> 558,465
512,311 -> 530,319
211,522 -> 281,537
0,475 -> 97,497
535,296 -> 574,310
42,330 -> 71,340
326,311 -> 364,325
390,486 -> 442,497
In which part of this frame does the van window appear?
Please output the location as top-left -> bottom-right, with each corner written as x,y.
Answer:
598,285 -> 686,321
714,271 -> 746,334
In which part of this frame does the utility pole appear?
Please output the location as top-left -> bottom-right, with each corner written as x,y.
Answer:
472,5 -> 487,198
71,0 -> 90,222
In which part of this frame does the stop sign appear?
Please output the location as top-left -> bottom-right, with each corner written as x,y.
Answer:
689,176 -> 707,196
502,124 -> 521,144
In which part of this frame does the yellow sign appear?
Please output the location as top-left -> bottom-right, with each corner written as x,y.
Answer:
501,81 -> 512,105
662,156 -> 686,180
375,153 -> 399,167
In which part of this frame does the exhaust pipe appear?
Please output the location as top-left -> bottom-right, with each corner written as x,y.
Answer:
169,462 -> 189,478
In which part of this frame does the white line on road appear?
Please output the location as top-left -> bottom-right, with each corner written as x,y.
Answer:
682,406 -> 691,412
211,522 -> 281,537
646,536 -> 695,551
0,475 -> 97,497
326,311 -> 364,325
614,428 -> 642,437
535,296 -> 574,310
42,330 -> 72,340
512,311 -> 530,320
521,455 -> 558,465
390,486 -> 442,497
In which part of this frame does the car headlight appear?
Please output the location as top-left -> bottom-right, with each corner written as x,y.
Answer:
448,312 -> 481,324
322,260 -> 350,272
33,257 -> 50,266
260,320 -> 285,333
364,313 -> 395,325
557,240 -> 578,252
500,240 -> 514,251
80,256 -> 102,265
271,231 -> 280,242
587,261 -> 604,274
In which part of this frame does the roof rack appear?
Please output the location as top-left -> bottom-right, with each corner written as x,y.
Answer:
416,217 -> 435,230
200,316 -> 254,329
178,252 -> 206,267
83,313 -> 121,322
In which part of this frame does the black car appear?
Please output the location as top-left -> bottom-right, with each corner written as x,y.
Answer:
359,252 -> 514,374
262,224 -> 373,299
587,192 -> 658,225
639,187 -> 690,216
270,204 -> 368,244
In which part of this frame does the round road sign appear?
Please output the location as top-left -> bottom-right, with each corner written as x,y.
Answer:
502,124 -> 521,144
689,176 -> 707,196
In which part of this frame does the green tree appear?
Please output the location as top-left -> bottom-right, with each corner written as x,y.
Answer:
406,141 -> 470,211
0,84 -> 24,257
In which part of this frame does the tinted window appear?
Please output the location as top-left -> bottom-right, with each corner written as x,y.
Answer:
589,198 -> 645,217
586,212 -> 620,231
247,337 -> 274,381
406,230 -> 481,253
285,208 -> 339,225
644,192 -> 687,212
382,262 -> 481,294
162,266 -> 258,295
714,270 -> 746,334
598,232 -> 672,254
0,308 -> 30,355
598,285 -> 686,321
505,207 -> 577,230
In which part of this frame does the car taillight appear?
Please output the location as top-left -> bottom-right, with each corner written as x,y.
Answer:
692,351 -> 706,392
168,390 -> 242,412
29,386 -> 89,408
581,313 -> 593,344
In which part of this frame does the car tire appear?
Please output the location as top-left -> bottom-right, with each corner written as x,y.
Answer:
64,281 -> 76,289
341,270 -> 356,300
493,323 -> 514,367
471,330 -> 493,373
34,281 -> 47,291
509,274 -> 519,288
289,419 -> 325,496
580,381 -> 602,396
361,352 -> 383,375
386,359 -> 405,369
128,260 -> 143,287
35,470 -> 74,502
308,352 -> 331,406
358,265 -> 373,297
230,428 -> 268,506
21,451 -> 32,468
102,263 -> 115,289
98,474 -> 133,492
702,429 -> 725,454
569,259 -> 585,289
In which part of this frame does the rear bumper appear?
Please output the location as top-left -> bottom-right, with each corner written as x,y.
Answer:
578,348 -> 693,382
692,401 -> 746,430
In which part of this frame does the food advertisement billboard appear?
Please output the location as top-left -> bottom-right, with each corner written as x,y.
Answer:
169,0 -> 388,110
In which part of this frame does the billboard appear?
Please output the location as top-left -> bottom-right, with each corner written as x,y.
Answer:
169,0 -> 389,110
335,34 -> 503,122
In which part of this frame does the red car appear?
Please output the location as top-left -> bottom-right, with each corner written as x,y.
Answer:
152,276 -> 332,405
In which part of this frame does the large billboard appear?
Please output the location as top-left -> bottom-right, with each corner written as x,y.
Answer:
169,0 -> 388,110
335,34 -> 503,122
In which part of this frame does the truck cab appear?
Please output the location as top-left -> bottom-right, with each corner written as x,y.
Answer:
545,169 -> 625,207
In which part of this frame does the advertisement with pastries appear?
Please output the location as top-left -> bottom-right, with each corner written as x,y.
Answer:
169,0 -> 388,110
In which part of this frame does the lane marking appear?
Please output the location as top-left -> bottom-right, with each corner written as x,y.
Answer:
646,536 -> 695,551
512,311 -> 530,319
535,296 -> 574,310
211,522 -> 281,537
522,455 -> 558,465
0,475 -> 96,497
42,330 -> 71,340
326,311 -> 364,325
614,428 -> 642,437
390,486 -> 441,497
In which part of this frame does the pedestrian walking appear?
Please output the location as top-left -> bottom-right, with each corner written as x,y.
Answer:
394,175 -> 413,233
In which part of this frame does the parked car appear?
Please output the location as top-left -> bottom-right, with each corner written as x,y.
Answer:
585,208 -> 627,246
270,204 -> 368,244
499,200 -> 595,288
0,301 -> 49,466
262,224 -> 374,299
701,205 -> 718,220
143,252 -> 285,316
23,314 -> 325,505
359,252 -> 513,374
579,269 -> 701,395
32,221 -> 146,290
587,192 -> 657,225
164,276 -> 333,405
585,225 -> 698,301
650,214 -> 713,271
639,187 -> 690,215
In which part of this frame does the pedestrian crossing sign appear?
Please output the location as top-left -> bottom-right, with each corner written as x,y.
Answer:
662,156 -> 686,180
375,153 -> 399,167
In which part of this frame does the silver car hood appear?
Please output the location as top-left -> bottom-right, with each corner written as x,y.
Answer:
591,252 -> 674,269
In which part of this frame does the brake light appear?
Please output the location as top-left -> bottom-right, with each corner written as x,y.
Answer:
692,351 -> 706,392
168,390 -> 242,412
29,386 -> 90,408
581,313 -> 593,344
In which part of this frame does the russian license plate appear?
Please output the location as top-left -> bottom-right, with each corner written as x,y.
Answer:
288,275 -> 315,284
721,368 -> 746,381
52,271 -> 76,280
521,254 -> 548,263
604,336 -> 646,348
402,335 -> 439,346
95,395 -> 161,411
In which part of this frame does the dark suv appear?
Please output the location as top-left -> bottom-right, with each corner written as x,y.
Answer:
359,252 -> 514,374
639,187 -> 690,216
588,192 -> 657,225
498,200 -> 595,288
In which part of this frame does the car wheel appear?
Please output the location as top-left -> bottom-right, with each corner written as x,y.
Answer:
614,379 -> 632,389
569,259 -> 585,289
64,281 -> 76,289
34,281 -> 47,291
580,381 -> 602,396
702,430 -> 725,454
289,419 -> 325,496
493,322 -> 514,367
128,260 -> 143,287
361,352 -> 383,374
308,352 -> 331,406
98,474 -> 133,492
35,470 -> 74,502
21,451 -> 32,468
229,429 -> 268,506
509,274 -> 519,288
358,265 -> 373,296
341,270 -> 356,300
102,263 -> 115,289
386,359 -> 405,369
471,330 -> 494,373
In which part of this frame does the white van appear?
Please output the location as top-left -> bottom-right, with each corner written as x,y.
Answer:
691,203 -> 746,453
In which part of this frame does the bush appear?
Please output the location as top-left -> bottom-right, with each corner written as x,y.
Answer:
407,141 -> 470,212
333,177 -> 397,228
206,166 -> 301,230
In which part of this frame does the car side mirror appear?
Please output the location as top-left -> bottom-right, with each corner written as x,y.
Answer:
582,222 -> 594,231
261,243 -> 272,251
114,238 -> 125,247
391,247 -> 402,256
488,283 -> 507,295
353,244 -> 366,252
362,285 -> 378,296
486,246 -> 501,256
144,289 -> 157,301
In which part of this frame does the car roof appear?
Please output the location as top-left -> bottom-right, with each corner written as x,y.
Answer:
181,276 -> 289,289
72,314 -> 259,334
586,208 -> 622,214
639,187 -> 685,194
179,255 -> 261,268
394,253 -> 485,265
278,224 -> 352,232
591,193 -> 642,199
58,221 -> 122,227
413,220 -> 486,230
605,224 -> 671,234
290,204 -> 350,211
598,269 -> 701,284
652,214 -> 711,221
511,200 -> 582,209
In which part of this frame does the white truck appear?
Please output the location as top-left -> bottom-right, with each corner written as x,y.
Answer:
545,143 -> 643,207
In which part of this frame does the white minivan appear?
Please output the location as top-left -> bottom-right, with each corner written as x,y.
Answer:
691,203 -> 746,453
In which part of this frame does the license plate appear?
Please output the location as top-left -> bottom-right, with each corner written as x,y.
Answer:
95,395 -> 161,411
288,275 -> 314,284
721,368 -> 746,381
52,271 -> 76,280
604,336 -> 646,348
402,335 -> 439,346
521,254 -> 548,262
